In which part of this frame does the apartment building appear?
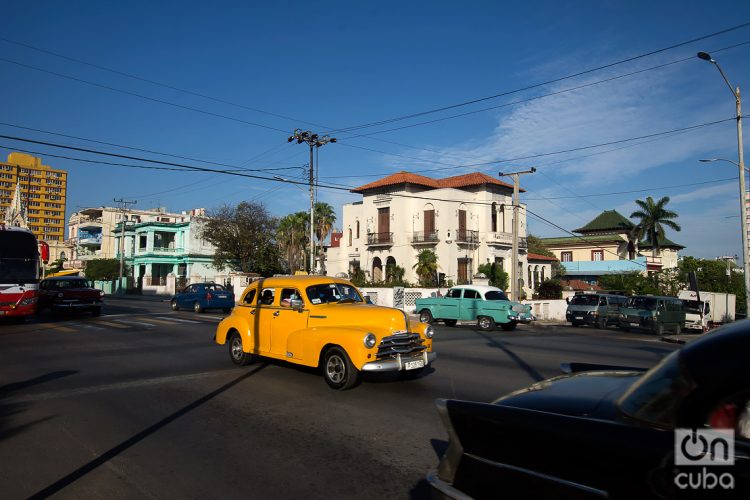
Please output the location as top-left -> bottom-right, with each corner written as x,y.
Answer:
0,153 -> 67,242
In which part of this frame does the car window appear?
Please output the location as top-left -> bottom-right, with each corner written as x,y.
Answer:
618,350 -> 695,428
485,290 -> 509,301
280,288 -> 301,307
626,296 -> 657,310
260,288 -> 275,305
243,289 -> 257,305
446,289 -> 461,298
463,289 -> 479,299
599,297 -> 607,306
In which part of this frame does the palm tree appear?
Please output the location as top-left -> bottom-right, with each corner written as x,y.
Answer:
413,249 -> 439,286
314,202 -> 336,273
630,196 -> 681,260
277,212 -> 308,273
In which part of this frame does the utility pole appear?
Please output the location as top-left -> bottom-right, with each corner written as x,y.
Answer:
499,168 -> 536,302
114,198 -> 136,294
288,129 -> 336,274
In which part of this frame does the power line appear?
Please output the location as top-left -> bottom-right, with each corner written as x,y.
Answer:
327,22 -> 750,134
0,57 -> 290,134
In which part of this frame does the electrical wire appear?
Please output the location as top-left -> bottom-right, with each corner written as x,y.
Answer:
326,22 -> 750,134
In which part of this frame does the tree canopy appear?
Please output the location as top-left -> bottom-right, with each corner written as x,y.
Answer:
84,258 -> 122,281
630,196 -> 681,257
201,201 -> 282,276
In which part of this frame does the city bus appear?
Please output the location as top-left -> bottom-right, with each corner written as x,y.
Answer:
0,225 -> 40,320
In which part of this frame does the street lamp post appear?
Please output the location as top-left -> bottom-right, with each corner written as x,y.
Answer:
498,167 -> 536,302
697,51 -> 750,317
288,130 -> 336,274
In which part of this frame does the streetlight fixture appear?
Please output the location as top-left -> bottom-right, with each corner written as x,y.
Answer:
288,129 -> 337,274
699,157 -> 750,173
697,50 -> 750,317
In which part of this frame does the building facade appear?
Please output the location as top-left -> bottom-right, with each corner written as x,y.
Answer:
113,210 -> 228,289
541,209 -> 684,285
67,206 -> 196,269
0,153 -> 67,242
326,171 -> 548,297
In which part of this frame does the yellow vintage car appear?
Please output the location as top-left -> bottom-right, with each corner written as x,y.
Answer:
214,275 -> 436,389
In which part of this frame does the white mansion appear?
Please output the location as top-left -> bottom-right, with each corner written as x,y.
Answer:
325,171 -> 555,297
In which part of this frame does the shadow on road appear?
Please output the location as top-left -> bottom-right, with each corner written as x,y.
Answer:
473,330 -> 545,382
28,363 -> 267,499
0,370 -> 78,444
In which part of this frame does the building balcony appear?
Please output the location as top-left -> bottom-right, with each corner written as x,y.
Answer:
366,232 -> 393,246
645,256 -> 662,270
455,229 -> 479,245
411,230 -> 439,245
78,236 -> 102,246
152,246 -> 183,253
487,231 -> 512,245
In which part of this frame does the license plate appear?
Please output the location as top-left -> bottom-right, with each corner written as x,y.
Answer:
574,316 -> 583,320
0,311 -> 5,315
404,360 -> 424,370
217,295 -> 228,299
630,322 -> 639,327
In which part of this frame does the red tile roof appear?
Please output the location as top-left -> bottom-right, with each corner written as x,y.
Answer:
350,172 -> 440,193
351,171 -> 521,193
527,252 -> 558,261
562,279 -> 602,291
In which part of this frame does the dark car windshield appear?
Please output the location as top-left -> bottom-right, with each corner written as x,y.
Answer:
570,295 -> 599,306
682,300 -> 703,314
617,350 -> 695,428
484,290 -> 509,301
625,296 -> 657,310
306,283 -> 363,304
47,279 -> 89,289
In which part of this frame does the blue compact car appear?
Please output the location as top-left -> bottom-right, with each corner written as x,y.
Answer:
171,282 -> 235,313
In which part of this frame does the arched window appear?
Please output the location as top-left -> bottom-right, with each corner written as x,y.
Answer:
491,202 -> 497,233
541,266 -> 545,282
372,257 -> 383,282
59,251 -> 66,260
348,228 -> 352,246
355,220 -> 360,239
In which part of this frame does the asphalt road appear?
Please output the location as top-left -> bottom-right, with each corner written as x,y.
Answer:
0,298 -> 679,499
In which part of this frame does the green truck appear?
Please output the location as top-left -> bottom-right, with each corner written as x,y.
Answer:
414,285 -> 535,331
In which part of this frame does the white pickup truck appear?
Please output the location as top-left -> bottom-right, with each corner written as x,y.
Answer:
678,290 -> 736,331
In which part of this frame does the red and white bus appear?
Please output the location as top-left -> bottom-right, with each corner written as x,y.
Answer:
0,225 -> 40,319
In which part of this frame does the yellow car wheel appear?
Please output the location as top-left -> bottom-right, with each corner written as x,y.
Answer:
229,332 -> 253,366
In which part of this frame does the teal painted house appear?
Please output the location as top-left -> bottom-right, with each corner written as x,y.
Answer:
114,211 -> 227,291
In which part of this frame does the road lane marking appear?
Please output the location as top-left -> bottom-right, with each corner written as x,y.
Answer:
155,316 -> 200,324
46,324 -> 76,333
141,317 -> 173,325
9,369 -> 242,403
113,320 -> 157,328
93,320 -> 130,329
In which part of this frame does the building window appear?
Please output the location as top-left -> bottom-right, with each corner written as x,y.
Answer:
348,228 -> 352,246
355,220 -> 360,239
491,202 -> 497,233
561,251 -> 573,262
592,250 -> 604,261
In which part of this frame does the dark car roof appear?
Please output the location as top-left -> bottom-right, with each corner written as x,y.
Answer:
680,319 -> 750,390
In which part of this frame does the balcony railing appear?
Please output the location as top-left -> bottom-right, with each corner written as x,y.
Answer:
487,232 -> 512,245
411,230 -> 439,245
152,246 -> 183,253
367,232 -> 393,246
455,229 -> 479,244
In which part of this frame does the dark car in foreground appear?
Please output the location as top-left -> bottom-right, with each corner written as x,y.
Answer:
38,276 -> 104,316
427,321 -> 750,499
171,282 -> 235,313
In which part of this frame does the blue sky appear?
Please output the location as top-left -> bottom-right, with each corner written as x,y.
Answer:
3,1 -> 750,260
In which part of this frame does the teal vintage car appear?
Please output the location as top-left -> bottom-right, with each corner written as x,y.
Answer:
414,285 -> 535,331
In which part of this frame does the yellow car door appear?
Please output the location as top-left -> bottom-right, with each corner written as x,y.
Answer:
271,288 -> 308,359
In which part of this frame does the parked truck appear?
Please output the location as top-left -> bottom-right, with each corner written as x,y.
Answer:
677,290 -> 736,332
